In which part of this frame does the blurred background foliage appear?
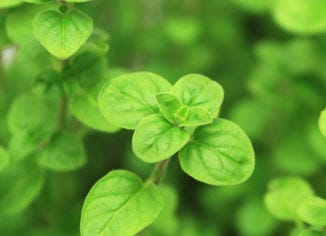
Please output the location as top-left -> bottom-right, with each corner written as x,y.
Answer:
0,0 -> 325,236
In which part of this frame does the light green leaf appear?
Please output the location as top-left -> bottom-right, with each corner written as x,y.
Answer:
0,160 -> 45,216
80,170 -> 164,236
264,177 -> 314,221
297,196 -> 326,227
179,118 -> 255,186
319,108 -> 326,137
179,107 -> 213,127
174,105 -> 190,123
155,92 -> 182,124
171,74 -> 224,117
7,93 -> 58,138
38,132 -> 86,171
132,114 -> 190,163
0,146 -> 9,172
98,72 -> 172,129
273,0 -> 326,34
33,9 -> 93,59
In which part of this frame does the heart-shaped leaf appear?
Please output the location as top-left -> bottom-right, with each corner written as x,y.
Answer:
33,9 -> 93,59
80,170 -> 164,236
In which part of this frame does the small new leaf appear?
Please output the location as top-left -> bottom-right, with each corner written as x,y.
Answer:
33,9 -> 93,59
132,115 -> 190,163
98,72 -> 172,129
297,196 -> 326,227
179,118 -> 255,186
80,170 -> 164,236
155,92 -> 182,124
171,74 -> 224,117
179,107 -> 213,127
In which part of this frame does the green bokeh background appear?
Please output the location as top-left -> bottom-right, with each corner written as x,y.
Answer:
0,0 -> 325,235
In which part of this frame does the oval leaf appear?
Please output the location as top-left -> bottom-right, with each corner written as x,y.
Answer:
179,118 -> 255,186
273,0 -> 326,34
170,74 -> 224,117
80,170 -> 164,236
98,72 -> 172,129
264,177 -> 314,221
297,196 -> 326,227
132,115 -> 190,163
179,107 -> 213,127
33,9 -> 93,59
38,132 -> 86,171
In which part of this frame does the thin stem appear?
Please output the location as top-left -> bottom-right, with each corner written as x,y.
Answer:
147,158 -> 170,185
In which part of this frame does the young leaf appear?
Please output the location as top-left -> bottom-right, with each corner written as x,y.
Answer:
179,118 -> 255,186
170,74 -> 224,117
80,170 -> 164,236
272,0 -> 326,35
264,177 -> 314,221
0,0 -> 22,8
297,196 -> 326,227
33,9 -> 93,59
38,132 -> 86,171
0,146 -> 9,172
98,72 -> 172,129
132,115 -> 190,163
155,92 -> 182,124
319,108 -> 326,137
0,160 -> 45,216
179,107 -> 213,127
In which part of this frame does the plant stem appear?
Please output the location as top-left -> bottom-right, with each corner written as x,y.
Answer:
147,159 -> 170,185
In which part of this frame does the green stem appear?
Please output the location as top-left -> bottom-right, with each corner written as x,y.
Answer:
147,158 -> 170,185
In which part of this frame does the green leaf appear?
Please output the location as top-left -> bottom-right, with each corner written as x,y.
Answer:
272,0 -> 326,34
179,107 -> 213,127
38,132 -> 86,171
170,74 -> 224,117
132,115 -> 190,163
0,160 -> 45,216
174,105 -> 190,123
32,68 -> 63,99
319,108 -> 326,137
98,72 -> 172,129
297,196 -> 326,227
231,0 -> 272,13
7,93 -> 58,138
155,92 -> 182,124
0,146 -> 9,172
264,177 -> 314,221
24,0 -> 52,3
80,170 -> 164,236
179,118 -> 255,186
65,0 -> 94,2
33,9 -> 93,59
